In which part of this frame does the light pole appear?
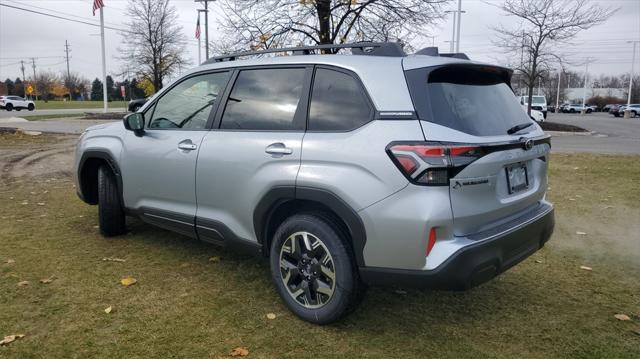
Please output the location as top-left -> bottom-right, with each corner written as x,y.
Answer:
455,0 -> 463,53
555,70 -> 562,114
581,58 -> 594,115
624,41 -> 638,119
445,10 -> 456,53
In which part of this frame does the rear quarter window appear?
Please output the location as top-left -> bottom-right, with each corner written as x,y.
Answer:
406,65 -> 530,136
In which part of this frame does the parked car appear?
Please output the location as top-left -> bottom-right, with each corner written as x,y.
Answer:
520,95 -> 547,118
0,96 -> 35,111
609,104 -> 626,117
618,104 -> 640,117
563,104 -> 593,113
74,43 -> 554,324
128,98 -> 148,112
602,104 -> 616,113
522,104 -> 545,122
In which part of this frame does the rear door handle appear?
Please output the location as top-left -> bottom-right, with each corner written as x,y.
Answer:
178,139 -> 197,151
265,142 -> 293,155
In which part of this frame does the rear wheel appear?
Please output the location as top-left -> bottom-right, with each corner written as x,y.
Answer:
270,213 -> 362,324
28,104 -> 35,111
5,103 -> 13,111
631,111 -> 637,118
97,166 -> 126,236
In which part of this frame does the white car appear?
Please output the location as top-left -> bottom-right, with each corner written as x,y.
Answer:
0,96 -> 36,111
563,104 -> 594,113
522,104 -> 545,122
520,95 -> 547,118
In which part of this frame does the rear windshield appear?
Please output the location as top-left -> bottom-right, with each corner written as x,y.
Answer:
531,96 -> 545,104
406,66 -> 530,136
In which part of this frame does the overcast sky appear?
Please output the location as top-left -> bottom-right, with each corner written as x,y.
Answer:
0,0 -> 638,84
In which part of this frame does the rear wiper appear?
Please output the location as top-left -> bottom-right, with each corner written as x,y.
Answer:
507,122 -> 533,135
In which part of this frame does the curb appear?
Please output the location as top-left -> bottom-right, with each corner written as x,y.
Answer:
544,130 -> 595,137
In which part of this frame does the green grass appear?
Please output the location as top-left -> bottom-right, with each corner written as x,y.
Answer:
0,138 -> 638,358
34,100 -> 128,110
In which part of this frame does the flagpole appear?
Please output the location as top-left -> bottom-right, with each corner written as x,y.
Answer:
100,7 -> 108,113
197,13 -> 202,65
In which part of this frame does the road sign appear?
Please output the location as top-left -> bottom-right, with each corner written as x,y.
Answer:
26,85 -> 33,94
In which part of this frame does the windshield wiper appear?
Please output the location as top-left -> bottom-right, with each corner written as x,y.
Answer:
507,122 -> 533,135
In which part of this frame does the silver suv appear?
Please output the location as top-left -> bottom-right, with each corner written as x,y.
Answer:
74,43 -> 554,324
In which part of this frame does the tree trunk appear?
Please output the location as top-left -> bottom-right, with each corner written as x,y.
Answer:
316,0 -> 331,45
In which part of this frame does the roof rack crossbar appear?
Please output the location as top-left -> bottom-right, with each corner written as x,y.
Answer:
203,42 -> 405,64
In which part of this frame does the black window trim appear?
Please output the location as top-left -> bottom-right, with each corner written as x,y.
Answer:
212,65 -> 313,133
306,65 -> 376,133
142,69 -> 233,132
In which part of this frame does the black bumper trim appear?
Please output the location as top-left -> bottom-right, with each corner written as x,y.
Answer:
359,205 -> 555,290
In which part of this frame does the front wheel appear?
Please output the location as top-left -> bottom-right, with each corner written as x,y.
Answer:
270,213 -> 363,324
5,103 -> 13,111
28,104 -> 35,111
97,166 -> 126,236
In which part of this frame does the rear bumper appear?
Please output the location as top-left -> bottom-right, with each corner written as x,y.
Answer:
360,203 -> 554,290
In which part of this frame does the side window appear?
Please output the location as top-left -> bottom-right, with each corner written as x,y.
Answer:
220,68 -> 306,131
308,68 -> 373,131
148,72 -> 230,130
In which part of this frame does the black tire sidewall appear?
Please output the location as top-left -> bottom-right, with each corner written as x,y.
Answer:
269,213 -> 357,324
6,104 -> 12,111
97,166 -> 126,236
28,104 -> 34,111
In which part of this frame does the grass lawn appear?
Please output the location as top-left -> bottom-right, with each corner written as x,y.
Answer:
0,135 -> 638,357
34,100 -> 128,110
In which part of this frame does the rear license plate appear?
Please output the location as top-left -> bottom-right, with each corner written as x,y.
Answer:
506,163 -> 529,194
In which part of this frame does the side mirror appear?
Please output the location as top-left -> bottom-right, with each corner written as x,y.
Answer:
124,113 -> 145,136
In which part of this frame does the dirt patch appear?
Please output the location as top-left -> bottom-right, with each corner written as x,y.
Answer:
541,121 -> 588,132
0,133 -> 77,184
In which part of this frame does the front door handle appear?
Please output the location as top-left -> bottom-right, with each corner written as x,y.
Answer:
178,139 -> 197,151
265,142 -> 293,155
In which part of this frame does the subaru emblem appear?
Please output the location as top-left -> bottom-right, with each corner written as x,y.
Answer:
524,139 -> 534,151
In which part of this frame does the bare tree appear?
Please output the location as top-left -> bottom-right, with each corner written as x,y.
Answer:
63,72 -> 85,101
214,0 -> 449,54
34,71 -> 58,102
121,0 -> 190,92
493,0 -> 616,115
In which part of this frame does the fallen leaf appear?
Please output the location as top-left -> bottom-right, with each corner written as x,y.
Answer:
568,198 -> 575,201
104,306 -> 113,314
266,313 -> 276,320
229,347 -> 249,357
535,260 -> 543,264
209,256 -> 220,263
580,266 -> 592,271
5,259 -> 15,264
614,314 -> 631,321
576,231 -> 587,235
120,277 -> 137,286
102,257 -> 126,263
39,276 -> 55,284
37,202 -> 45,206
0,334 -> 25,346
17,281 -> 29,287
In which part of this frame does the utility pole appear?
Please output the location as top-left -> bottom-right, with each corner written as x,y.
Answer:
445,10 -> 456,53
195,0 -> 214,60
624,41 -> 638,119
31,58 -> 37,100
64,40 -> 71,81
198,9 -> 207,64
455,0 -> 463,53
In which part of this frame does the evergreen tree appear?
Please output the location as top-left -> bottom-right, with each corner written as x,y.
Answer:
4,79 -> 14,95
90,78 -> 103,101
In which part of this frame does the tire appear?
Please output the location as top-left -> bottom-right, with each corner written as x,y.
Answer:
586,109 -> 592,114
569,109 -> 575,113
97,166 -> 126,236
28,104 -> 35,111
270,212 -> 363,324
6,103 -> 13,111
632,111 -> 637,118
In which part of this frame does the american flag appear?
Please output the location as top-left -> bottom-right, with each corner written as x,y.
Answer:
195,17 -> 201,40
92,0 -> 104,16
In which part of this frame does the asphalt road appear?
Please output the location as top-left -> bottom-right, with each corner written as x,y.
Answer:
2,110 -> 638,155
547,112 -> 640,155
0,107 -> 125,119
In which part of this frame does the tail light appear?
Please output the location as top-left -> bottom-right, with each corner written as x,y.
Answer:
426,227 -> 437,256
387,143 -> 485,186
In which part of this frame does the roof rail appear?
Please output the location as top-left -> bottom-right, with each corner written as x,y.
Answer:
202,42 -> 406,65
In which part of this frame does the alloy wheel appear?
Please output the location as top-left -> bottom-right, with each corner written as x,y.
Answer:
279,231 -> 336,309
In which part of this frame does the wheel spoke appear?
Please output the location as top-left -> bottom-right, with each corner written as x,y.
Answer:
315,278 -> 334,297
302,232 -> 313,252
320,264 -> 335,282
303,282 -> 314,305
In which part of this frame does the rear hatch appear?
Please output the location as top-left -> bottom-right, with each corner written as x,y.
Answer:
403,62 -> 550,236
